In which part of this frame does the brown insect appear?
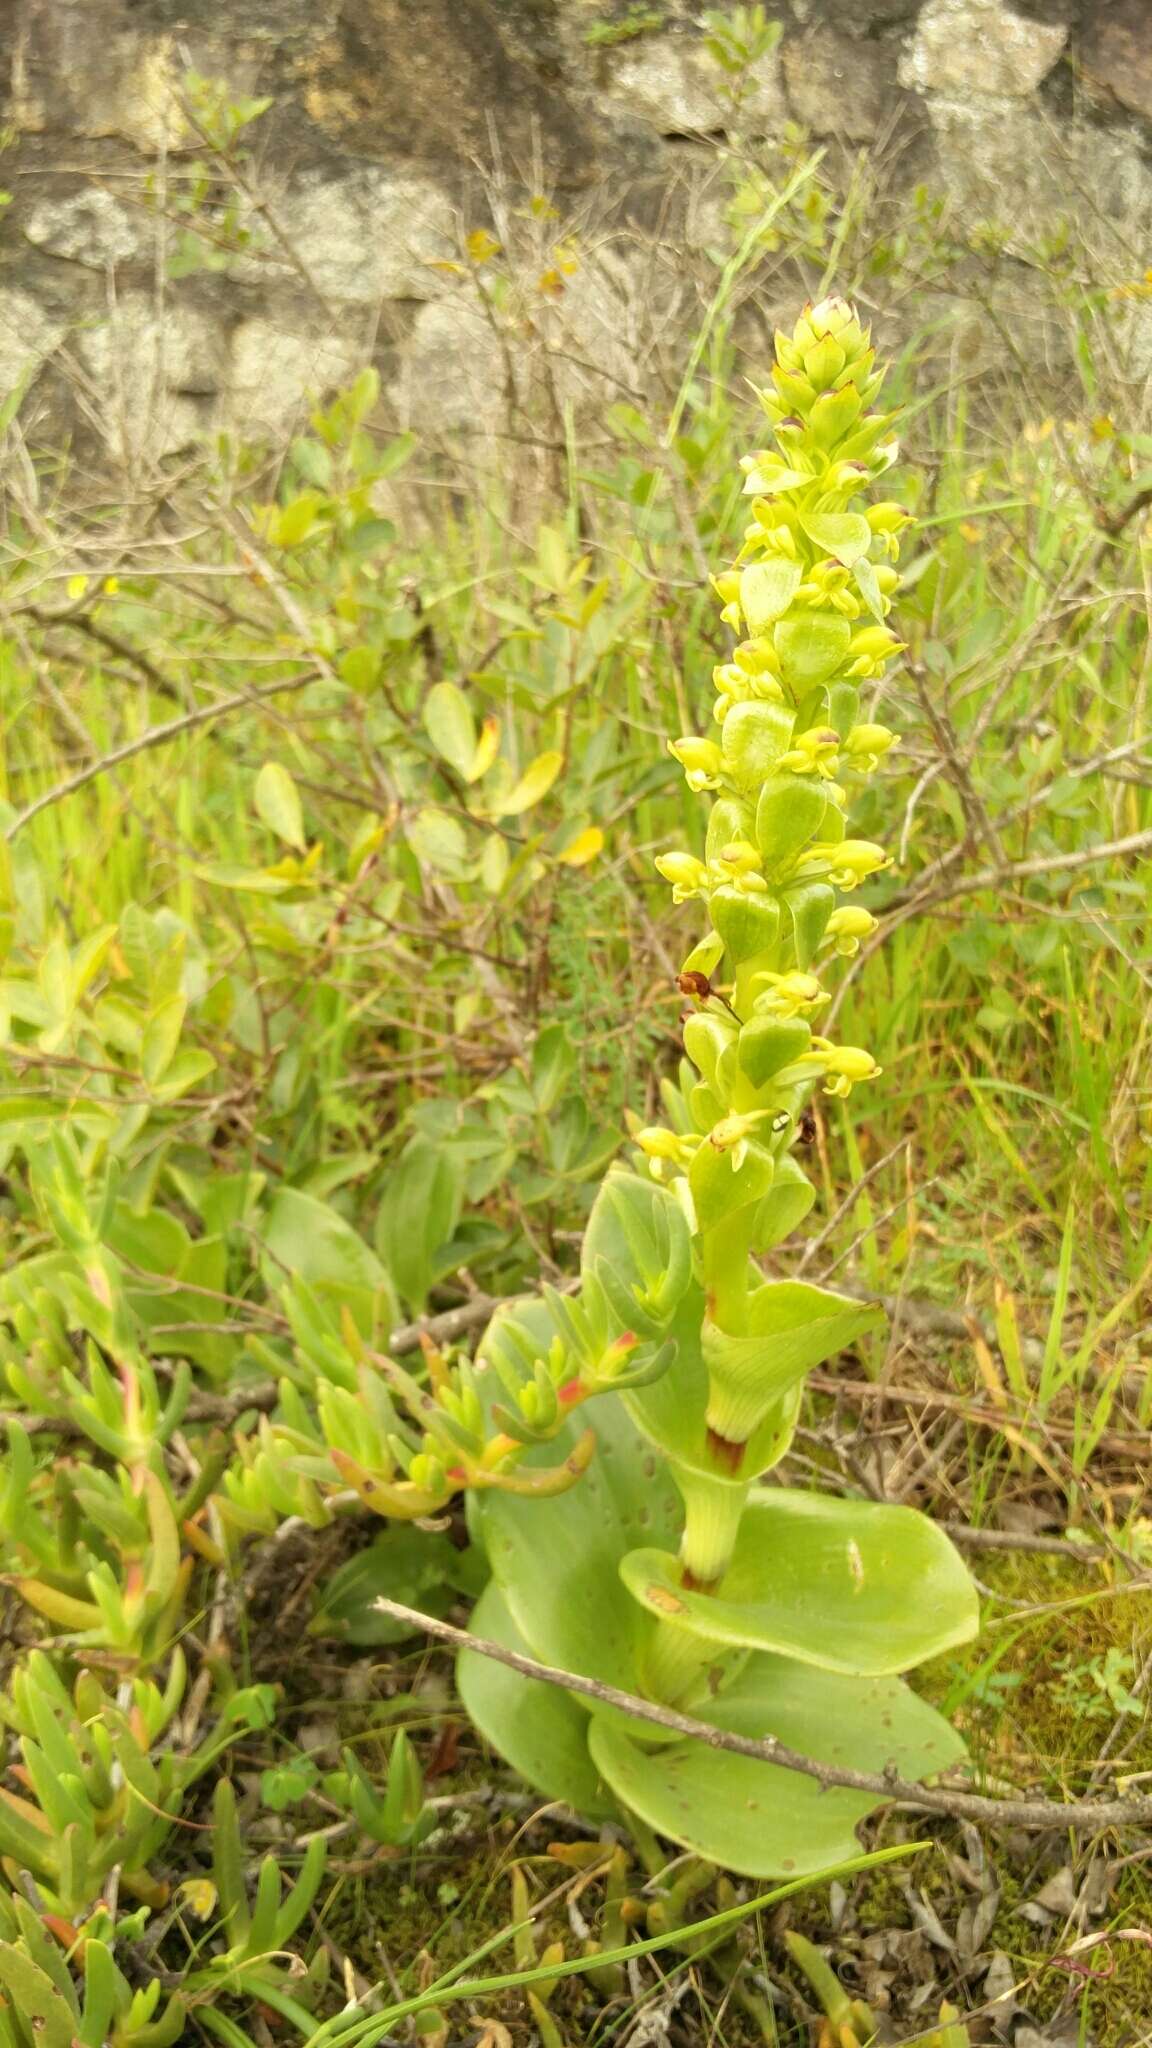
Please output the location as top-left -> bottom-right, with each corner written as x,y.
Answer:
676,971 -> 740,1020
797,1107 -> 818,1146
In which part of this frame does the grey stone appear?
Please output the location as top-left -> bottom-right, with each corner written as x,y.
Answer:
228,316 -> 368,435
23,188 -> 151,269
900,0 -> 1068,98
783,27 -> 893,139
388,297 -> 506,435
0,290 -> 68,397
920,95 -> 1152,259
75,296 -> 222,461
604,27 -> 786,134
277,169 -> 455,306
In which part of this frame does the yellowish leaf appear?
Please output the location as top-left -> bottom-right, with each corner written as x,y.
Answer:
466,228 -> 501,265
467,715 -> 501,783
494,750 -> 563,817
557,826 -> 604,868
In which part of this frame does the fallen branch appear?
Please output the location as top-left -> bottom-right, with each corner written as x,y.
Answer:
376,1597 -> 1152,1835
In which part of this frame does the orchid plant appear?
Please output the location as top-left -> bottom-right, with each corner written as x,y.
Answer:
272,299 -> 979,1877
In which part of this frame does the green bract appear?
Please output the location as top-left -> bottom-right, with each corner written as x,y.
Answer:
458,298 -> 979,1876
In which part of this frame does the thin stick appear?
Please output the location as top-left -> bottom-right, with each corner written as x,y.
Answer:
4,669 -> 322,839
375,1597 -> 1152,1835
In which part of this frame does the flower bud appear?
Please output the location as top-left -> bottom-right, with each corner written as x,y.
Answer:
778,727 -> 841,779
669,736 -> 723,791
716,838 -> 761,876
844,723 -> 898,773
845,625 -> 905,679
800,838 -> 891,889
635,1125 -> 687,1161
655,851 -> 709,902
824,905 -> 878,956
751,970 -> 828,1020
810,1041 -> 882,1098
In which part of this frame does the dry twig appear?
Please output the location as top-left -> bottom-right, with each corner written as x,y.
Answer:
377,1598 -> 1152,1836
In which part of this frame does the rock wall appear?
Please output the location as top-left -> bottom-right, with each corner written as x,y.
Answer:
2,0 -> 1150,461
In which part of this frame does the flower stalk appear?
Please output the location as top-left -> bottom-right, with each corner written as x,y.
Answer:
639,295 -> 909,1591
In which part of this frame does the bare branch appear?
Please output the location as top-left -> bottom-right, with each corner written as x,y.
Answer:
377,1598 -> 1152,1835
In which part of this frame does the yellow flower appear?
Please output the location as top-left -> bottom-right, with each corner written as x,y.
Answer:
823,905 -> 877,956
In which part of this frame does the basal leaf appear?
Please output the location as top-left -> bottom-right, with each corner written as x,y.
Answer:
620,1490 -> 979,1673
589,1652 -> 966,1878
458,1582 -> 616,1820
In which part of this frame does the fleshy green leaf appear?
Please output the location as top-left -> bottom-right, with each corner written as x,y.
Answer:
800,513 -> 873,567
702,1280 -> 884,1438
719,702 -> 795,792
709,886 -> 781,965
588,1652 -> 966,1878
458,1582 -> 616,1819
774,613 -> 851,689
751,1153 -> 816,1251
473,1389 -> 680,1695
782,882 -> 835,966
740,559 -> 802,632
755,779 -> 828,873
620,1490 -> 979,1673
689,1136 -> 774,1233
737,1016 -> 810,1089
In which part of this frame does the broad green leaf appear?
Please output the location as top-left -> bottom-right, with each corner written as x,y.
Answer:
800,513 -> 873,567
625,1291 -> 801,1486
407,807 -> 471,879
709,887 -> 781,965
582,1168 -> 694,1335
141,993 -> 186,1085
719,701 -> 795,791
738,1016 -> 810,1089
588,1652 -> 966,1878
689,1136 -> 774,1233
493,750 -> 563,817
703,1280 -> 885,1423
422,681 -> 477,778
311,1526 -> 463,1645
755,777 -> 828,872
740,559 -> 801,632
782,881 -> 835,966
254,761 -> 306,850
621,1490 -> 979,1674
751,1153 -> 816,1252
458,1582 -> 616,1820
531,1021 -> 576,1113
261,1186 -> 398,1340
375,1136 -> 465,1314
774,614 -> 851,690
